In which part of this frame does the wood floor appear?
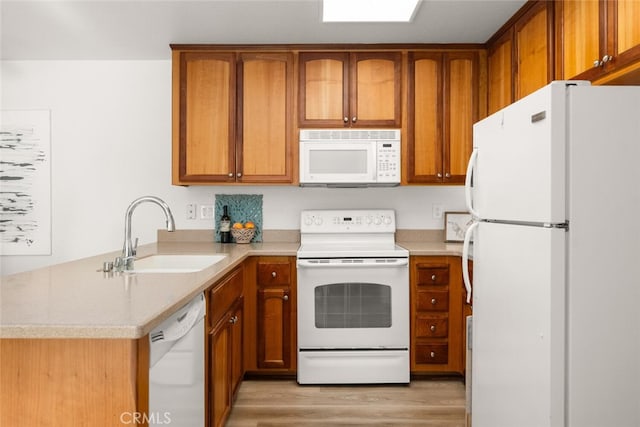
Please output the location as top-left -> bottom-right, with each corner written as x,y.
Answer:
226,379 -> 466,426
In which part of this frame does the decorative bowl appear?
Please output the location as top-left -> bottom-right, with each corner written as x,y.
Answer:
231,228 -> 256,244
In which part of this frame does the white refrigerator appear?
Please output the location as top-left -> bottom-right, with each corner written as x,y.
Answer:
462,81 -> 640,427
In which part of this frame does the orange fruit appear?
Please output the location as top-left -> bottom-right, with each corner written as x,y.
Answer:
232,222 -> 244,229
245,221 -> 255,229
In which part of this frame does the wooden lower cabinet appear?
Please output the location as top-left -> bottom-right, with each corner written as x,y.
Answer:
243,256 -> 297,375
207,266 -> 244,427
410,256 -> 464,375
0,338 -> 148,427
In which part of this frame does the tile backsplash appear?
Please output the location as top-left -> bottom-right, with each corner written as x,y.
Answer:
214,194 -> 263,242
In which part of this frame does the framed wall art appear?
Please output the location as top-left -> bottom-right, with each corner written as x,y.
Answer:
444,211 -> 473,243
0,110 -> 52,255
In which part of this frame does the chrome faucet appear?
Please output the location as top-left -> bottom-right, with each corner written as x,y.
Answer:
119,196 -> 175,270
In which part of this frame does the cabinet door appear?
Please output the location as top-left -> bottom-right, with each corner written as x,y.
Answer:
488,29 -> 514,115
298,52 -> 401,128
407,51 -> 477,184
298,52 -> 349,127
174,52 -> 236,183
210,319 -> 231,427
514,1 -> 552,100
237,53 -> 294,183
615,0 -> 640,57
229,302 -> 244,399
556,0 -> 601,79
444,52 -> 477,184
407,52 -> 442,183
556,0 -> 640,84
257,286 -> 291,369
350,52 -> 402,127
604,0 -> 640,82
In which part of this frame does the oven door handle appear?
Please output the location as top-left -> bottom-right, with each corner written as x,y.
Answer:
297,259 -> 409,268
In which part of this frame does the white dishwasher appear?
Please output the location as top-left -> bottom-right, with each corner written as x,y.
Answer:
149,293 -> 205,427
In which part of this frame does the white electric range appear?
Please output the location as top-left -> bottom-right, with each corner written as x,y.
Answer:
296,209 -> 410,384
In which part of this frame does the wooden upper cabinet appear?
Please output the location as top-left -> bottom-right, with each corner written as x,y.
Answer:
174,52 -> 236,183
556,0 -> 640,84
407,51 -> 478,184
172,49 -> 294,185
487,29 -> 514,115
298,52 -> 401,128
514,1 -> 553,100
237,53 -> 294,183
555,0 -> 601,79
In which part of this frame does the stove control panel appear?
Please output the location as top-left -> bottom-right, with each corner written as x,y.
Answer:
300,209 -> 396,233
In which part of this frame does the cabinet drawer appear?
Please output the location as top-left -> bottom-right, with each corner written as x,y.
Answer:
415,316 -> 448,338
416,265 -> 449,286
416,290 -> 449,311
415,343 -> 449,364
209,268 -> 243,326
257,262 -> 290,285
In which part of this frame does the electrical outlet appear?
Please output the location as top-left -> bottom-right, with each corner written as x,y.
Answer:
186,203 -> 197,220
432,204 -> 444,219
200,205 -> 214,220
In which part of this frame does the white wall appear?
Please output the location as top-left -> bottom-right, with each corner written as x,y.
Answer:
0,60 -> 465,275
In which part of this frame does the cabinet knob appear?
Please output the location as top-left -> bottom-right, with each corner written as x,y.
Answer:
237,172 -> 242,178
351,116 -> 357,123
431,274 -> 437,281
430,325 -> 436,332
271,271 -> 277,278
228,173 -> 234,177
445,172 -> 451,178
594,54 -> 613,67
431,298 -> 437,305
343,117 -> 349,123
229,316 -> 238,324
437,173 -> 442,178
282,294 -> 289,301
430,351 -> 436,358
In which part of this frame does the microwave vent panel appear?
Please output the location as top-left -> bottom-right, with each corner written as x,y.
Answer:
300,129 -> 400,141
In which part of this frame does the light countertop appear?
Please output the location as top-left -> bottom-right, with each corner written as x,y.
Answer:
0,238 -> 464,340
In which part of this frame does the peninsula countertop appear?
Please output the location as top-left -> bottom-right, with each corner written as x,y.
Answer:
0,238 -> 465,339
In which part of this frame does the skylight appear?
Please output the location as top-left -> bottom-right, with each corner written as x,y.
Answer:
322,0 -> 421,23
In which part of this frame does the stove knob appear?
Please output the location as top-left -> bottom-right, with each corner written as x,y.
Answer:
304,216 -> 313,226
374,217 -> 382,225
365,216 -> 373,224
314,217 -> 323,226
383,216 -> 392,225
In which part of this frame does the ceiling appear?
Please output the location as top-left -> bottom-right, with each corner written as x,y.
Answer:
1,0 -> 527,60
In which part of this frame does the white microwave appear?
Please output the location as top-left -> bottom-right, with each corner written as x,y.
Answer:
299,129 -> 401,187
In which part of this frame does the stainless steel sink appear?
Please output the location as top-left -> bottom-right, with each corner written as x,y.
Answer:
126,254 -> 227,273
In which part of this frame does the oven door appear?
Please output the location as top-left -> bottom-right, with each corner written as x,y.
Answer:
296,258 -> 409,349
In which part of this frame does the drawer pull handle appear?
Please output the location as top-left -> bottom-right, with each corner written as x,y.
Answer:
229,316 -> 238,324
430,351 -> 436,358
431,274 -> 437,281
272,271 -> 277,278
431,298 -> 437,305
430,325 -> 436,332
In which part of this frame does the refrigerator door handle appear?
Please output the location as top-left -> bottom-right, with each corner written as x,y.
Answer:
465,149 -> 480,218
462,221 -> 478,304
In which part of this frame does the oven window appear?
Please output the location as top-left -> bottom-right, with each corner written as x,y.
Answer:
314,282 -> 391,328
